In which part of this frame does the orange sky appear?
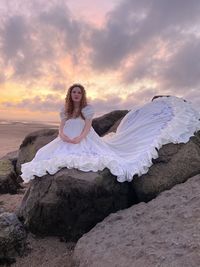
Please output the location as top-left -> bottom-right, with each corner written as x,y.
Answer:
0,0 -> 200,122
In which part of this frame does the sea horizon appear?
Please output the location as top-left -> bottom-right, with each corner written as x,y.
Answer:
0,110 -> 107,126
0,118 -> 60,126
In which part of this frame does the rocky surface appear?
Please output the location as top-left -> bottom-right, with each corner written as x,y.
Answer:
0,212 -> 27,264
17,168 -> 134,241
0,150 -> 18,170
0,184 -> 74,267
132,130 -> 200,202
0,159 -> 21,194
16,127 -> 200,243
92,110 -> 128,136
73,174 -> 200,267
106,118 -> 123,134
11,234 -> 75,267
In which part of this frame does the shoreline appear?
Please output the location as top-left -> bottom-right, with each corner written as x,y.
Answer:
0,118 -> 59,126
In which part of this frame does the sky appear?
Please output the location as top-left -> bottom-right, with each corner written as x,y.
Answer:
0,0 -> 200,123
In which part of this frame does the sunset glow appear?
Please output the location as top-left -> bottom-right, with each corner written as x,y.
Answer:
0,0 -> 200,122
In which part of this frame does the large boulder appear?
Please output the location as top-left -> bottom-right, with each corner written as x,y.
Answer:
0,159 -> 21,194
0,212 -> 27,263
16,113 -> 200,244
73,174 -> 200,267
16,129 -> 58,174
92,110 -> 128,136
132,130 -> 200,202
17,168 -> 134,241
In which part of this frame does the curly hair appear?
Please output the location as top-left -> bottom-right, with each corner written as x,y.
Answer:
64,83 -> 88,119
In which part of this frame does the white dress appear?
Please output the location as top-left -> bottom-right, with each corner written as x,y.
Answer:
20,96 -> 200,183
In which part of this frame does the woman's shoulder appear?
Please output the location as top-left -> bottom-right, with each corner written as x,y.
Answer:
81,104 -> 94,111
81,104 -> 95,119
59,105 -> 68,120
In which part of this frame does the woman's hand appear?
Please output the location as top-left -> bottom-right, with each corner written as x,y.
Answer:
71,136 -> 83,144
59,132 -> 74,143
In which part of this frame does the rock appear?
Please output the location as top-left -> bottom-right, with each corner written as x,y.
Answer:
0,150 -> 18,170
0,159 -> 21,194
17,168 -> 134,241
73,174 -> 200,267
0,212 -> 27,263
16,129 -> 58,175
92,110 -> 128,136
0,208 -> 4,214
15,114 -> 200,245
132,130 -> 200,202
106,118 -> 123,134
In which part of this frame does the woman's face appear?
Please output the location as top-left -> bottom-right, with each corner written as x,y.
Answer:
71,86 -> 83,103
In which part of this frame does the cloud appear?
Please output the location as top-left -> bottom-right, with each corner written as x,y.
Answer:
39,4 -> 83,52
0,0 -> 200,114
123,87 -> 158,108
1,94 -> 62,112
1,14 -> 54,80
0,73 -> 6,84
122,33 -> 200,101
51,82 -> 67,92
88,0 -> 200,73
160,37 -> 200,89
0,1 -> 89,82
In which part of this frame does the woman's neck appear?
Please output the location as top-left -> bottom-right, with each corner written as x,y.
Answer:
73,102 -> 80,109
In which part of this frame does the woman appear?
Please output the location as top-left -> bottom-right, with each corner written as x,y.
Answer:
21,83 -> 123,183
20,84 -> 200,183
58,83 -> 93,144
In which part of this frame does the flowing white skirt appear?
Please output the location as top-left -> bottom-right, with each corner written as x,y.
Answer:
21,96 -> 200,183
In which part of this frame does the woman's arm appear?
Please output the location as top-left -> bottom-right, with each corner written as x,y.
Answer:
59,119 -> 73,143
72,119 -> 92,144
59,119 -> 65,135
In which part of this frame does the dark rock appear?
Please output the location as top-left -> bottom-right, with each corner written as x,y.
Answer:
132,130 -> 200,202
0,159 -> 21,194
151,95 -> 171,101
17,168 -> 135,241
73,174 -> 200,267
0,150 -> 18,170
105,118 -> 124,135
0,212 -> 27,262
1,150 -> 22,186
92,110 -> 128,136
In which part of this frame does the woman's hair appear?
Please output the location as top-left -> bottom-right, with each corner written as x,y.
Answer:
64,83 -> 88,119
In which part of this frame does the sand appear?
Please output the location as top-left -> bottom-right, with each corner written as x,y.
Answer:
0,122 -> 58,158
0,191 -> 75,267
0,121 -> 75,267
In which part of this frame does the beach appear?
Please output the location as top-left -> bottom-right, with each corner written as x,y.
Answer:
0,120 -> 74,267
0,120 -> 58,159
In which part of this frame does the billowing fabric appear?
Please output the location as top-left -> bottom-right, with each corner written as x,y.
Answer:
21,97 -> 200,183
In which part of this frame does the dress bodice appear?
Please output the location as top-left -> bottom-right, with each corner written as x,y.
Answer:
59,104 -> 95,121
